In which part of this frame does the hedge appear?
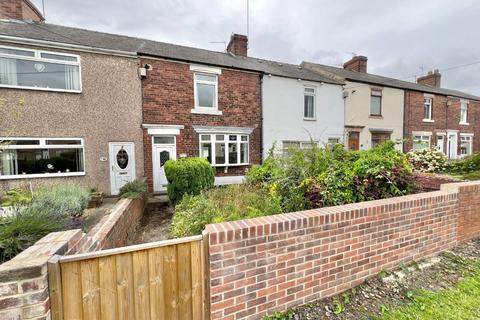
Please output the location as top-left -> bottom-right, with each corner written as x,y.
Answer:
164,157 -> 215,202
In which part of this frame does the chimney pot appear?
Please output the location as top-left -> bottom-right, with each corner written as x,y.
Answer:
343,55 -> 368,73
226,33 -> 248,57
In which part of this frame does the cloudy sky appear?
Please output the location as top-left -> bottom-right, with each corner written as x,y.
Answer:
31,0 -> 480,95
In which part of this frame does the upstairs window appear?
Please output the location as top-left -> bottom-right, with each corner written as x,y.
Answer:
423,98 -> 433,120
200,134 -> 248,166
303,87 -> 315,119
0,138 -> 85,178
370,89 -> 382,116
0,45 -> 81,92
460,101 -> 468,124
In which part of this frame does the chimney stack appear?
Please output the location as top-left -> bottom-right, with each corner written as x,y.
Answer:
226,33 -> 248,57
417,69 -> 441,88
0,0 -> 44,22
343,55 -> 368,73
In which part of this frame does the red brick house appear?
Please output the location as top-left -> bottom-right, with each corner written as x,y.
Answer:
404,70 -> 480,159
139,35 -> 263,192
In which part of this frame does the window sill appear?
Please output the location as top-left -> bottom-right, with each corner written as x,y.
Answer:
191,108 -> 222,115
0,84 -> 82,94
369,115 -> 383,119
459,122 -> 469,126
422,119 -> 435,123
303,117 -> 316,121
0,172 -> 86,180
211,163 -> 249,167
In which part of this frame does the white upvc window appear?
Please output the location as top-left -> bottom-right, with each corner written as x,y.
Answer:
303,87 -> 315,120
0,138 -> 85,179
190,65 -> 221,115
460,101 -> 468,124
0,45 -> 81,92
282,140 -> 318,153
327,137 -> 341,144
460,134 -> 473,157
200,134 -> 248,166
412,132 -> 431,150
423,97 -> 433,121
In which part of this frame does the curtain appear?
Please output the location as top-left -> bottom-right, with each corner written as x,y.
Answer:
64,65 -> 80,90
0,150 -> 17,176
0,57 -> 18,86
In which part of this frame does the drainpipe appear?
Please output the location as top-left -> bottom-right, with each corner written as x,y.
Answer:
403,90 -> 408,153
260,73 -> 264,163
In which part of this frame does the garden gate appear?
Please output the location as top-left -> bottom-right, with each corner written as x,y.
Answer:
48,235 -> 210,320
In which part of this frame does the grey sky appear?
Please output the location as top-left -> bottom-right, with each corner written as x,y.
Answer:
31,0 -> 480,95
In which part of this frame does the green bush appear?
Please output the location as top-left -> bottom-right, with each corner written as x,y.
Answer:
164,157 -> 215,202
407,148 -> 448,173
448,153 -> 480,174
119,178 -> 148,199
0,188 -> 33,207
169,184 -> 282,237
31,183 -> 90,217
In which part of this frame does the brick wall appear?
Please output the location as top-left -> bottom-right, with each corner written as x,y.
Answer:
205,182 -> 480,319
404,90 -> 479,153
0,230 -> 81,320
0,0 -> 44,22
141,57 -> 262,191
414,172 -> 460,191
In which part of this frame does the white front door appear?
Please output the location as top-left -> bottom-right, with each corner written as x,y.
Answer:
153,138 -> 176,192
436,135 -> 445,154
109,142 -> 136,195
448,132 -> 458,159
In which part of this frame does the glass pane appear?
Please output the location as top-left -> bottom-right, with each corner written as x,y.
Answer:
229,135 -> 237,141
200,135 -> 211,141
0,48 -> 34,57
215,143 -> 225,164
201,143 -> 212,163
46,139 -> 81,145
196,83 -> 215,107
116,148 -> 129,169
215,135 -> 224,141
0,148 -> 84,175
40,52 -> 78,62
154,136 -> 175,144
283,141 -> 300,149
240,143 -> 248,163
371,90 -> 382,96
0,57 -> 80,90
304,95 -> 314,118
370,96 -> 381,115
241,136 -> 248,141
228,143 -> 238,164
3,139 -> 40,145
195,73 -> 216,82
304,88 -> 315,94
159,150 -> 170,167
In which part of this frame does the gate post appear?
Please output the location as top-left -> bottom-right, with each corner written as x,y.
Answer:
47,255 -> 64,320
202,230 -> 211,320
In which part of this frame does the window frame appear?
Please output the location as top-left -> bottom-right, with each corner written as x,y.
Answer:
371,131 -> 391,148
459,134 -> 473,157
412,132 -> 432,150
370,89 -> 382,116
423,97 -> 433,121
460,101 -> 469,125
0,137 -> 86,180
199,133 -> 249,167
0,44 -> 82,93
303,87 -> 316,120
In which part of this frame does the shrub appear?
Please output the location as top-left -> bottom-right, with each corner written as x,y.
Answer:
0,188 -> 33,207
407,148 -> 448,173
169,184 -> 282,237
448,153 -> 480,174
164,157 -> 215,202
119,178 -> 148,199
32,183 -> 91,217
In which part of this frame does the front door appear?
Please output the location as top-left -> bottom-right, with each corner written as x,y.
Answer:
348,132 -> 360,150
109,142 -> 136,195
437,135 -> 445,154
448,132 -> 458,159
153,139 -> 176,192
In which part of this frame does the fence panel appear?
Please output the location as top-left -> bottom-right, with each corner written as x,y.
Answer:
49,235 -> 208,320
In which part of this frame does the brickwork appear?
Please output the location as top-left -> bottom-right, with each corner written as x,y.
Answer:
404,90 -> 480,153
141,57 -> 262,192
205,182 -> 480,320
0,230 -> 81,320
0,0 -> 44,22
414,172 -> 460,191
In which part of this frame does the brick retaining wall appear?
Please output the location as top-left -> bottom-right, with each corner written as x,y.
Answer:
205,182 -> 480,319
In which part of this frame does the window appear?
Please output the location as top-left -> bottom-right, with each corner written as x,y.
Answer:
282,140 -> 318,153
0,45 -> 81,92
460,135 -> 473,156
200,134 -> 248,166
0,138 -> 85,179
371,132 -> 391,148
327,137 -> 341,144
412,134 -> 431,150
460,101 -> 468,124
304,87 -> 315,119
423,98 -> 433,120
370,89 -> 382,116
194,73 -> 218,109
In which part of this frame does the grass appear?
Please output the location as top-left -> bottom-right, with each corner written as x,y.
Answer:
378,261 -> 480,320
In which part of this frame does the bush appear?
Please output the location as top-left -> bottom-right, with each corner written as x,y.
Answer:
0,188 -> 33,207
119,178 -> 148,199
164,157 -> 215,202
407,148 -> 448,173
169,184 -> 282,237
31,183 -> 91,218
448,153 -> 480,174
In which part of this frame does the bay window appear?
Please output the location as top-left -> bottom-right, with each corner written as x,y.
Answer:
0,138 -> 85,179
200,134 -> 248,166
0,45 -> 81,92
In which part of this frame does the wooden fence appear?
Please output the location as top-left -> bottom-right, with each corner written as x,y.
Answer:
48,235 -> 210,320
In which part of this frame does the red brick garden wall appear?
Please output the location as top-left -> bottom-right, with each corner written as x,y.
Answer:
205,181 -> 480,320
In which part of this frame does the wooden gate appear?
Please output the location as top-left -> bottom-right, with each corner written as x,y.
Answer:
48,235 -> 210,320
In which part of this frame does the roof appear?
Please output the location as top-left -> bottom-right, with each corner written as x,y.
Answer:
302,61 -> 480,101
0,20 -> 342,85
